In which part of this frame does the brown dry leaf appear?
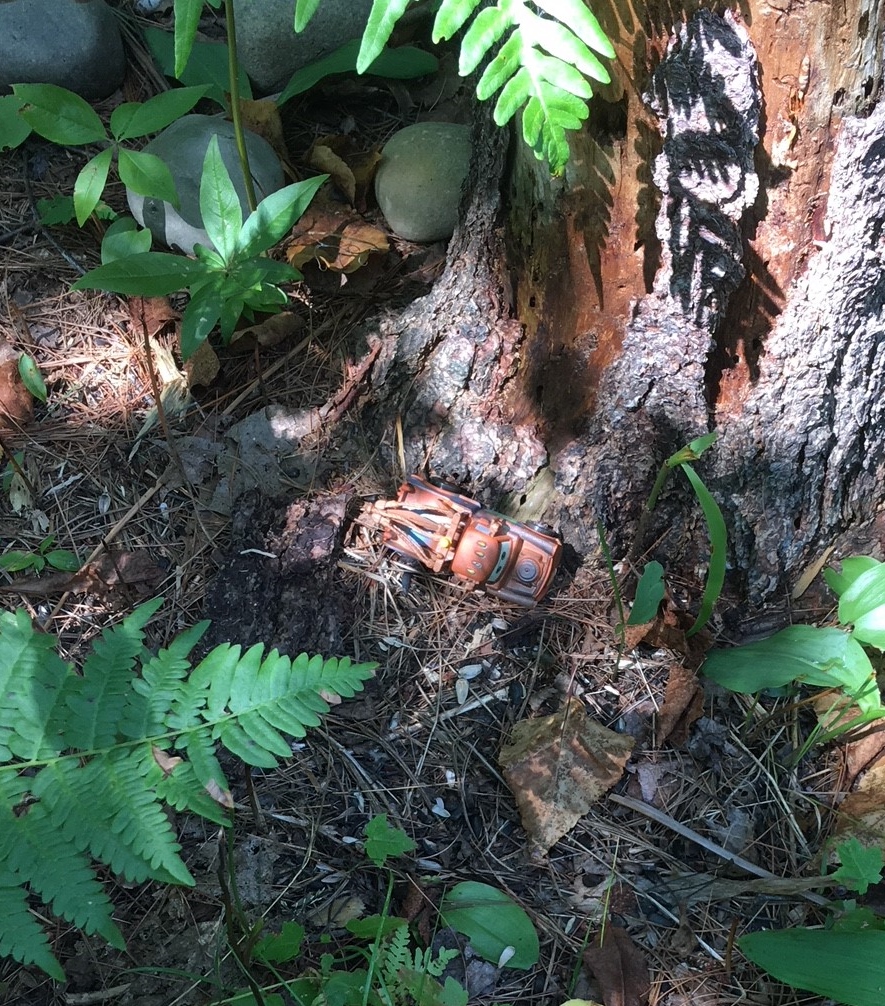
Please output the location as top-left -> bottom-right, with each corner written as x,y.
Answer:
351,147 -> 382,209
286,208 -> 388,274
240,99 -> 288,163
837,753 -> 885,848
0,334 -> 33,428
620,620 -> 653,650
128,295 -> 178,337
310,143 -> 356,203
499,697 -> 634,853
152,748 -> 183,775
306,895 -> 366,928
184,339 -> 220,388
205,777 -> 234,809
657,664 -> 704,746
583,925 -> 650,1006
228,311 -> 306,352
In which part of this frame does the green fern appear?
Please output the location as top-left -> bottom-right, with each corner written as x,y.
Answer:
0,599 -> 376,979
374,924 -> 464,1006
350,0 -> 615,174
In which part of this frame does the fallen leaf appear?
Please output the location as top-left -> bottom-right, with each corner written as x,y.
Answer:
499,698 -> 634,854
0,550 -> 167,597
306,895 -> 365,928
657,664 -> 704,746
583,925 -> 650,1006
286,207 -> 388,273
128,295 -> 178,337
837,754 -> 885,849
152,747 -> 183,775
309,142 -> 356,203
227,311 -> 306,352
184,338 -> 220,388
240,99 -> 288,164
0,334 -> 34,428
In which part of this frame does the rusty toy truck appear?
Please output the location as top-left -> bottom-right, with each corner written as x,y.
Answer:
359,475 -> 562,606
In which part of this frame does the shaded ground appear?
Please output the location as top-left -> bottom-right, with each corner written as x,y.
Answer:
0,11 -> 857,1006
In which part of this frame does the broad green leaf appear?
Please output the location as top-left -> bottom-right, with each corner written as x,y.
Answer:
739,928 -> 885,1006
294,0 -> 323,31
101,217 -> 152,265
433,0 -> 480,41
235,175 -> 327,258
357,0 -> 413,73
173,0 -> 204,78
199,136 -> 242,262
110,86 -> 206,141
17,354 -> 47,403
363,814 -> 416,867
117,149 -> 179,207
278,40 -> 436,104
824,556 -> 881,599
534,0 -> 616,59
0,552 -> 39,573
255,921 -> 305,965
38,195 -> 114,227
702,625 -> 877,702
346,915 -> 409,940
679,463 -> 726,637
627,562 -> 665,625
838,564 -> 885,649
181,281 -> 224,359
440,882 -> 539,970
73,147 -> 114,226
13,84 -> 106,145
71,253 -> 206,297
143,26 -> 253,106
45,551 -> 80,573
832,838 -> 883,895
0,95 -> 32,150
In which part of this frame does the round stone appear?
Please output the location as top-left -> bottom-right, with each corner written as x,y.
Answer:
374,122 -> 471,243
0,0 -> 125,99
234,0 -> 373,95
126,115 -> 285,254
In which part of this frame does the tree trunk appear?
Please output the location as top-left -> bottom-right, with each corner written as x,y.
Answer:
362,0 -> 885,618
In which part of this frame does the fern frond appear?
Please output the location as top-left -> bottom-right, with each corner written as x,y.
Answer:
0,873 -> 65,981
64,597 -> 163,750
380,923 -> 411,991
155,758 -> 230,825
0,608 -> 70,762
357,0 -> 415,71
32,750 -> 194,886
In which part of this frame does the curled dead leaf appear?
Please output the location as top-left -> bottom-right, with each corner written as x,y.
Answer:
0,334 -> 34,428
583,925 -> 650,1006
286,207 -> 388,274
499,698 -> 634,854
310,143 -> 356,203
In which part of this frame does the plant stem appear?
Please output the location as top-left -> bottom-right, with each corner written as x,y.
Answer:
223,0 -> 257,212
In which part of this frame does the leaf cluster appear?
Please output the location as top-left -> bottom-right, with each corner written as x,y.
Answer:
11,83 -> 206,225
71,137 -> 327,358
296,0 -> 615,174
0,598 -> 375,978
703,555 -> 885,743
0,535 -> 78,575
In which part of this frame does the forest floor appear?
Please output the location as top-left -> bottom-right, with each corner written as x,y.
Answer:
0,28 -> 847,1006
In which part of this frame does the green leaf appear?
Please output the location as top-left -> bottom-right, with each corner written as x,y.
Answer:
110,86 -> 207,141
45,551 -> 80,573
739,928 -> 885,1006
824,556 -> 881,599
440,882 -> 539,970
71,253 -> 207,296
73,147 -> 114,226
364,814 -> 416,867
838,563 -> 885,649
832,838 -> 884,895
433,0 -> 480,41
703,625 -> 880,710
101,217 -> 153,265
180,281 -> 224,359
679,463 -> 726,636
235,175 -> 327,258
345,914 -> 408,940
627,562 -> 665,625
0,552 -> 39,573
458,8 -> 510,73
144,26 -> 253,106
294,0 -> 324,31
534,0 -> 616,60
117,148 -> 180,206
18,353 -> 47,403
199,135 -> 242,262
13,84 -> 107,145
357,0 -> 413,73
37,195 -> 76,226
0,94 -> 32,150
173,0 -> 204,78
255,921 -> 305,964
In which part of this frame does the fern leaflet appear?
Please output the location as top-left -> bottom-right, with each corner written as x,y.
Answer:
0,600 -> 376,978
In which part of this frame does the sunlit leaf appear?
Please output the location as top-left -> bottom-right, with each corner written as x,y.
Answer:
17,354 -> 47,403
13,84 -> 106,145
440,882 -> 539,969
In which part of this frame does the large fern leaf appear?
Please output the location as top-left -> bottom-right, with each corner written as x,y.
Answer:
0,600 -> 376,978
355,0 -> 614,173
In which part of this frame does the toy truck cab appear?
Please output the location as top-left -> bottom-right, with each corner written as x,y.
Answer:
362,476 -> 562,606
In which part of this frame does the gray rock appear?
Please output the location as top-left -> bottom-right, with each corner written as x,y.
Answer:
0,0 -> 125,100
126,115 -> 285,254
233,0 -> 373,94
374,122 -> 471,242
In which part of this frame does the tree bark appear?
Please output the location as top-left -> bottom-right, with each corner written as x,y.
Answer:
360,0 -> 885,616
